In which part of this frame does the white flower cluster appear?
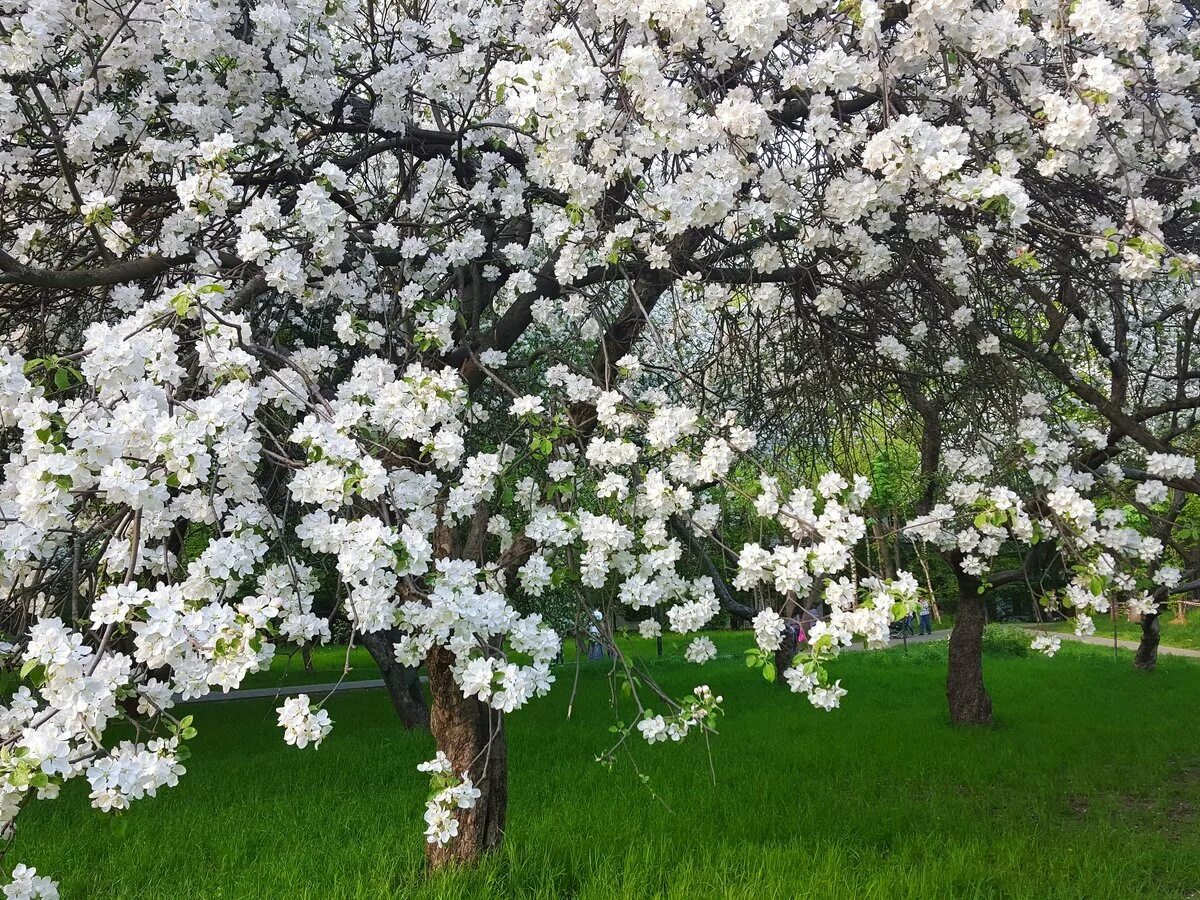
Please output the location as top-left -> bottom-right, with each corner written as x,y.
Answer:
1146,453 -> 1197,481
636,685 -> 722,745
730,476 -> 924,708
2,866 -> 57,900
418,752 -> 482,846
752,609 -> 785,653
86,739 -> 186,812
276,696 -> 333,750
684,636 -> 718,664
393,559 -> 560,714
1031,635 -> 1062,658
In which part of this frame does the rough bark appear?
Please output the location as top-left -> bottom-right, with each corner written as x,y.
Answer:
425,646 -> 507,869
774,626 -> 800,685
359,629 -> 429,730
1134,610 -> 1161,672
946,569 -> 992,725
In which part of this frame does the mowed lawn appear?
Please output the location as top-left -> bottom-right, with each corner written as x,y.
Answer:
9,640 -> 1200,899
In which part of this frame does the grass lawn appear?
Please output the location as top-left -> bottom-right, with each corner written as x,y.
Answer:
1041,608 -> 1200,651
10,640 -> 1200,899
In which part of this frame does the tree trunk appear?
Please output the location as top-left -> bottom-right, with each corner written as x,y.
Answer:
425,646 -> 507,869
359,629 -> 429,730
870,517 -> 897,581
772,592 -> 800,687
946,570 -> 992,725
775,625 -> 799,685
1134,611 -> 1161,672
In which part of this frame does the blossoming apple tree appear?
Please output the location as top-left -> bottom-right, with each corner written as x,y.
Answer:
0,287 -> 927,879
0,0 -> 1198,891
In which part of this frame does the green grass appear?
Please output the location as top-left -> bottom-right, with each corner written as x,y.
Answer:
10,641 -> 1200,899
1042,608 -> 1200,650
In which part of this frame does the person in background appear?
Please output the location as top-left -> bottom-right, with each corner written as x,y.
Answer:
800,604 -> 822,637
586,609 -> 606,661
785,612 -> 807,649
918,597 -> 933,635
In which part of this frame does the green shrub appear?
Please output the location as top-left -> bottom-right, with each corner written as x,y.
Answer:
982,623 -> 1030,657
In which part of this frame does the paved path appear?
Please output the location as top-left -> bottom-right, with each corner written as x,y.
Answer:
183,678 -> 389,704
871,628 -> 952,649
1023,626 -> 1200,659
182,629 -> 957,704
836,628 -> 953,655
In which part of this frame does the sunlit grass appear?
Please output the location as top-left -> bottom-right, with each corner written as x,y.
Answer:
10,641 -> 1200,899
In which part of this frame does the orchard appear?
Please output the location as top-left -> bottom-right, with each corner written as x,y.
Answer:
0,0 -> 1198,895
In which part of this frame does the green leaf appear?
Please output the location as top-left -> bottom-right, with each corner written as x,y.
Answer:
171,291 -> 192,318
762,662 -> 777,683
53,368 -> 69,391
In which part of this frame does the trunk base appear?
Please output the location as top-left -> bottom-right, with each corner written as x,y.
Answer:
947,575 -> 992,726
1133,613 -> 1160,672
425,646 -> 506,869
